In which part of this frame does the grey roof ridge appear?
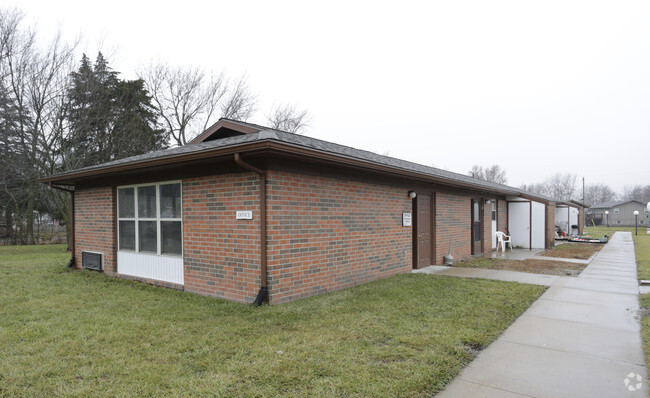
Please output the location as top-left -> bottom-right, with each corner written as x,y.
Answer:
591,199 -> 644,208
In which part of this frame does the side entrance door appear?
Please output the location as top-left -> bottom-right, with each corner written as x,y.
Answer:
471,199 -> 482,255
415,194 -> 431,268
491,201 -> 497,249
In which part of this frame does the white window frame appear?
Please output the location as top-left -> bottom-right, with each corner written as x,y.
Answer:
117,181 -> 182,257
613,208 -> 619,214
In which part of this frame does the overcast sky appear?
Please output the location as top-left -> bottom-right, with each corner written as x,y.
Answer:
10,0 -> 650,194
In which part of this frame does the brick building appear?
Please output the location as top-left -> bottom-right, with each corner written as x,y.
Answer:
41,119 -> 564,304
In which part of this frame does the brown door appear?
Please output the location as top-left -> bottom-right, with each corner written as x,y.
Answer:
416,194 -> 431,267
471,199 -> 482,255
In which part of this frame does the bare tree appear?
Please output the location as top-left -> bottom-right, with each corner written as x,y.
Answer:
139,63 -> 257,146
545,173 -> 577,201
521,172 -> 577,201
1,8 -> 77,245
583,183 -> 618,205
623,185 -> 650,203
468,164 -> 507,184
266,103 -> 310,134
220,75 -> 256,122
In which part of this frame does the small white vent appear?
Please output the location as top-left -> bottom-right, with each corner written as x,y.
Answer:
82,251 -> 103,271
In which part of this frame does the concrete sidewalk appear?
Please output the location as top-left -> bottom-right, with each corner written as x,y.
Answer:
414,265 -> 559,286
436,231 -> 647,397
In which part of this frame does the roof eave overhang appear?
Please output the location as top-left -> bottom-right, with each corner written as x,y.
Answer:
40,139 -> 521,196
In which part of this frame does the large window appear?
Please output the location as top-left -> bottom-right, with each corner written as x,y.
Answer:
117,182 -> 182,256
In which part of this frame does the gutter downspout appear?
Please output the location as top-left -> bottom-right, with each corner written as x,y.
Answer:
49,182 -> 76,268
234,153 -> 268,306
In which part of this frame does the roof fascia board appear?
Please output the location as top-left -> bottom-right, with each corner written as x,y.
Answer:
519,193 -> 551,204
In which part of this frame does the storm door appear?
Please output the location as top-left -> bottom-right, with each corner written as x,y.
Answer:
471,199 -> 482,255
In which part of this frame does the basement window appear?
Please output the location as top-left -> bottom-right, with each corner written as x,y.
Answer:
117,181 -> 182,256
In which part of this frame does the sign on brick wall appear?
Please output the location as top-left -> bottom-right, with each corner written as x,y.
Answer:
236,211 -> 253,220
402,213 -> 412,227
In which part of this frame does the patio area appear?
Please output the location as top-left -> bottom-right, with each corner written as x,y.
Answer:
490,248 -> 545,260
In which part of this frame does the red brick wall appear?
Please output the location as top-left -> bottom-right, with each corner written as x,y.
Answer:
182,173 -> 261,304
497,199 -> 508,234
74,187 -> 116,273
434,192 -> 472,264
266,170 -> 412,304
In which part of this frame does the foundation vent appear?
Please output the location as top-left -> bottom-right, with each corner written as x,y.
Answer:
81,251 -> 103,271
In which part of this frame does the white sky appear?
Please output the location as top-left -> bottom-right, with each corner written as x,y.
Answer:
10,0 -> 650,194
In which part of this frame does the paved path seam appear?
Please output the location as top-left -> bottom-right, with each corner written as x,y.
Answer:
497,336 -> 647,367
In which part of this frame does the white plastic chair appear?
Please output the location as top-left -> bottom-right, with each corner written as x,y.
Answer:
495,231 -> 512,253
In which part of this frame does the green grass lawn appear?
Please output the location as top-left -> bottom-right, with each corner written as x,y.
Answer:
0,245 -> 545,397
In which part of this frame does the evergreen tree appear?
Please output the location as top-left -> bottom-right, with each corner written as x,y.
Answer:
111,79 -> 167,159
66,53 -> 167,168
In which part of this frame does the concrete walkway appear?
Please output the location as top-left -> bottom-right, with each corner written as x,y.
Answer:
436,231 -> 647,397
414,265 -> 559,286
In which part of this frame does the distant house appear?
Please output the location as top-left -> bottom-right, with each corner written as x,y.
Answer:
41,119 -> 579,305
587,200 -> 648,227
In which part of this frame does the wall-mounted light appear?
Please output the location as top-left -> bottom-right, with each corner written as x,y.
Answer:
408,191 -> 417,199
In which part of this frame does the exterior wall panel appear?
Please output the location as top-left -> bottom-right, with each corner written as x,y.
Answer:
531,201 -> 546,249
435,192 -> 472,264
508,201 -> 530,248
266,170 -> 412,304
74,187 -> 116,273
182,173 -> 261,304
117,251 -> 183,284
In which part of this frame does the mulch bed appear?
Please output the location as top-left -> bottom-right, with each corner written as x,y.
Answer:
538,243 -> 604,260
456,257 -> 587,277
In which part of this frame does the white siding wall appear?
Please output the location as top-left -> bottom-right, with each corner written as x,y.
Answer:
555,207 -> 569,233
531,201 -> 546,249
509,199 -> 546,249
508,202 -> 530,248
569,207 -> 579,234
118,251 -> 184,285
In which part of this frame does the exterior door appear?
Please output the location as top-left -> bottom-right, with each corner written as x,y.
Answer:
471,199 -> 482,255
416,194 -> 431,268
491,201 -> 497,249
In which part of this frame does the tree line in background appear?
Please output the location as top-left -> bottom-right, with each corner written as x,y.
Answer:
0,8 -> 309,246
469,164 -> 650,205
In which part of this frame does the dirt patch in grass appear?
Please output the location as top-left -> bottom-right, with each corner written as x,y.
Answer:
455,257 -> 587,277
537,243 -> 604,260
